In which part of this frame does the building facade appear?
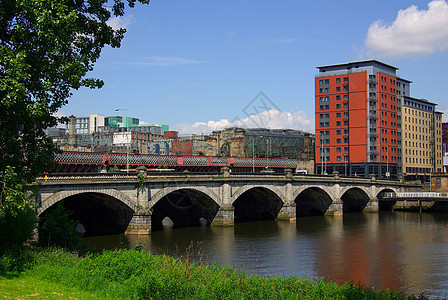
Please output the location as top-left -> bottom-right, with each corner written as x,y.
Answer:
401,97 -> 443,176
315,60 -> 442,178
55,114 -> 167,154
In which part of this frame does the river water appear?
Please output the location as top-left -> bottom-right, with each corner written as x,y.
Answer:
83,212 -> 448,298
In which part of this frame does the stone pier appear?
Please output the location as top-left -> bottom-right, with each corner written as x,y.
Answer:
211,205 -> 234,226
325,198 -> 343,216
126,212 -> 152,234
277,202 -> 296,222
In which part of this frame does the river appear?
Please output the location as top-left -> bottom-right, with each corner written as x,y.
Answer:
83,212 -> 448,298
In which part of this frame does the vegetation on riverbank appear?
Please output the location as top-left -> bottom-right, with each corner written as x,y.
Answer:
0,247 -> 427,300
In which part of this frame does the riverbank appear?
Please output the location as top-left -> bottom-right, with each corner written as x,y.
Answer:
0,248 -> 426,299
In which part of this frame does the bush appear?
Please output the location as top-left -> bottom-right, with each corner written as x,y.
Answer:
0,166 -> 37,252
38,203 -> 81,250
0,206 -> 36,252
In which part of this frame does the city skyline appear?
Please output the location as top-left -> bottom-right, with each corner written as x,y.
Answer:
60,0 -> 448,134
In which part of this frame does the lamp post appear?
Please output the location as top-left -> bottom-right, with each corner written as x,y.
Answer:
252,138 -> 255,173
379,144 -> 389,179
266,138 -> 269,170
115,108 -> 129,173
382,144 -> 389,179
321,132 -> 324,175
344,154 -> 347,177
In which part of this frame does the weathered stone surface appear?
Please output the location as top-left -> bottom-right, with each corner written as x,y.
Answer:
211,205 -> 235,227
36,174 -> 410,234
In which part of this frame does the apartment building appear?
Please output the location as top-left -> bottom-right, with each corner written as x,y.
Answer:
402,96 -> 443,176
315,60 -> 442,178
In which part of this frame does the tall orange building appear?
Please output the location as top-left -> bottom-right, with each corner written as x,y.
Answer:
315,60 -> 410,178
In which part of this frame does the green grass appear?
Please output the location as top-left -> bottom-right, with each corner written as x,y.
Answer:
0,275 -> 100,299
0,248 -> 427,300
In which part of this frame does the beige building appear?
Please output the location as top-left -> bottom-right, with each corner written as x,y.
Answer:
401,96 -> 443,176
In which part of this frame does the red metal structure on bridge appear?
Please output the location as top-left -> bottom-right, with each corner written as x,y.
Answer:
54,151 -> 300,173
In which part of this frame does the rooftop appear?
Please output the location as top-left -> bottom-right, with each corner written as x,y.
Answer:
317,59 -> 398,70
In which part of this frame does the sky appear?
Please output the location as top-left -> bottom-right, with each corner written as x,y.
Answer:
62,0 -> 448,135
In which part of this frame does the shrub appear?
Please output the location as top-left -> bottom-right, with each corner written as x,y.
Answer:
0,166 -> 37,252
38,203 -> 81,250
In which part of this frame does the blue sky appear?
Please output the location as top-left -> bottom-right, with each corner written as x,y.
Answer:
62,0 -> 448,134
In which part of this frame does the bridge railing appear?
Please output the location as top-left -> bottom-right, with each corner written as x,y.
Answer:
383,192 -> 448,198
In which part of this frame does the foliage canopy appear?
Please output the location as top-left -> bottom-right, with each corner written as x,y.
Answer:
0,0 -> 149,247
0,0 -> 149,181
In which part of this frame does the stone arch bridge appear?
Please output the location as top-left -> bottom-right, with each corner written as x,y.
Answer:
35,170 -> 414,235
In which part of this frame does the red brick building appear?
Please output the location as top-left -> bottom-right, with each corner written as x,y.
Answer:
315,60 -> 408,178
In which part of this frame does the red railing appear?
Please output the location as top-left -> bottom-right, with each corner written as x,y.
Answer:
55,151 -> 299,169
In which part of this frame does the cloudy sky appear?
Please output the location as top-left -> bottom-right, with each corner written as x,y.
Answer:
63,0 -> 448,134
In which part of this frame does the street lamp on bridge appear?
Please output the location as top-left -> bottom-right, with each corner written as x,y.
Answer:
115,108 -> 129,173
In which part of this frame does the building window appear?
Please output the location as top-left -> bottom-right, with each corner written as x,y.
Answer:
337,156 -> 342,161
336,87 -> 341,92
336,78 -> 341,83
337,139 -> 341,144
336,95 -> 341,100
336,104 -> 341,109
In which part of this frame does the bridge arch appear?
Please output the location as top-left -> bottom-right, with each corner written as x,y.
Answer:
150,186 -> 221,207
150,187 -> 220,230
38,188 -> 136,215
231,184 -> 284,204
340,187 -> 371,213
293,185 -> 334,217
231,185 -> 284,223
38,188 -> 136,236
376,187 -> 399,211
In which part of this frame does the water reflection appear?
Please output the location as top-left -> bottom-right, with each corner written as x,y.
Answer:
83,212 -> 448,298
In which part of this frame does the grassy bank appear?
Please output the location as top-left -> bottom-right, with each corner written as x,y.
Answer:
0,248 -> 426,299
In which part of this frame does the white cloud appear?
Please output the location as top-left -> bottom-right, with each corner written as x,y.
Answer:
172,109 -> 314,135
107,15 -> 134,31
365,0 -> 448,58
442,108 -> 448,122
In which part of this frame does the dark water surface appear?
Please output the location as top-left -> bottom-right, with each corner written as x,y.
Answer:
83,212 -> 448,298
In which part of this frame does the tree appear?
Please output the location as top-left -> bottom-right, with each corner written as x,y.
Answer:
0,0 -> 150,246
0,0 -> 150,181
